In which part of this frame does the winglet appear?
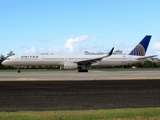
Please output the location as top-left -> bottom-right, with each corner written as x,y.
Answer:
74,47 -> 114,64
103,47 -> 114,58
108,47 -> 114,56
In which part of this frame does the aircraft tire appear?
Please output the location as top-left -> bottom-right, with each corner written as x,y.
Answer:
78,69 -> 88,72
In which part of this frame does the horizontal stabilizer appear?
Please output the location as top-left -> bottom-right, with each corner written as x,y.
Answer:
137,55 -> 157,60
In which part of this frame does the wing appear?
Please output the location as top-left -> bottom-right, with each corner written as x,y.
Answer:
137,55 -> 157,60
74,47 -> 114,65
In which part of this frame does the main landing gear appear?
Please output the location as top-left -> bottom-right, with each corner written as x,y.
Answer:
78,69 -> 88,72
78,66 -> 88,72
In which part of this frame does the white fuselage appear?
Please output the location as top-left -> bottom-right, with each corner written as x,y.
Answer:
2,54 -> 144,67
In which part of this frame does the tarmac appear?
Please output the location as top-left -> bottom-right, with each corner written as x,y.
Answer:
0,70 -> 160,81
0,70 -> 160,111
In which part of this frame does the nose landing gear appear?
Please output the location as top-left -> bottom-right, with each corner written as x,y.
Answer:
17,67 -> 21,73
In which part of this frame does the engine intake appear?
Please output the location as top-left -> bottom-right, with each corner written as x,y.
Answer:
63,62 -> 78,70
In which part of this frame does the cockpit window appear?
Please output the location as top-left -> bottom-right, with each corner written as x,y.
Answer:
6,58 -> 10,60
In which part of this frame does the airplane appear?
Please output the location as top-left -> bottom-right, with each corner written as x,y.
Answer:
2,35 -> 156,73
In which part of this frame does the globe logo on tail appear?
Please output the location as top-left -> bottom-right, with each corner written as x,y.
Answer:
129,44 -> 145,56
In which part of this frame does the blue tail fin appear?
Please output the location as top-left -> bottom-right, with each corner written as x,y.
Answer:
128,35 -> 151,56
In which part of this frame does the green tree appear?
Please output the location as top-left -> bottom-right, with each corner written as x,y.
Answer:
0,55 -> 6,69
142,61 -> 157,68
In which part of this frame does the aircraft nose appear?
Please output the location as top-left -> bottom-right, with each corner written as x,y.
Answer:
2,60 -> 7,65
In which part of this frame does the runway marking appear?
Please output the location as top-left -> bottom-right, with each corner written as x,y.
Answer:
21,72 -> 30,80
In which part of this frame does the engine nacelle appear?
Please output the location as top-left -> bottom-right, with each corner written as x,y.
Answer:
63,62 -> 78,70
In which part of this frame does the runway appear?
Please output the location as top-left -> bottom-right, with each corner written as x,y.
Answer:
0,70 -> 160,81
0,70 -> 160,111
0,80 -> 160,111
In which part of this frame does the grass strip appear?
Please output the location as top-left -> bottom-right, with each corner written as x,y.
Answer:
1,68 -> 160,72
0,108 -> 160,120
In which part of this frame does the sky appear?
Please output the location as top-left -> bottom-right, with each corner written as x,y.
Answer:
1,0 -> 160,57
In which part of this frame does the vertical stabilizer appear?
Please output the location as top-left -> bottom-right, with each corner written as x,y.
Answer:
128,35 -> 151,56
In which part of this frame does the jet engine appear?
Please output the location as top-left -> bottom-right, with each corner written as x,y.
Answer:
63,62 -> 78,70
